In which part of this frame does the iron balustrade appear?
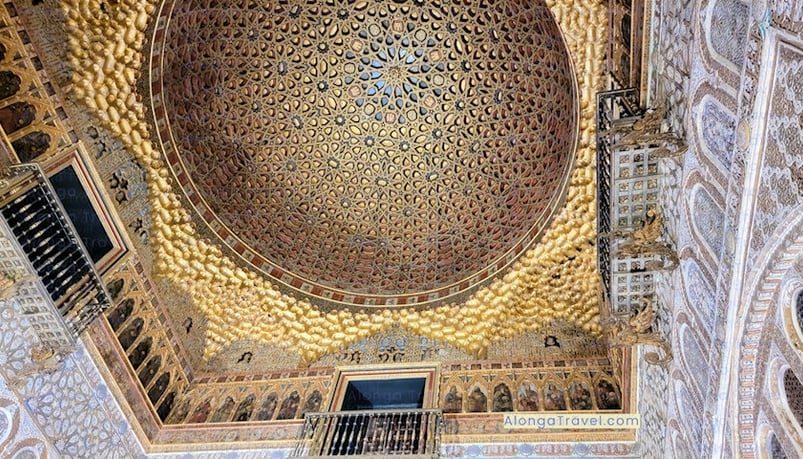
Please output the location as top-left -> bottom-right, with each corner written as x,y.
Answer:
596,88 -> 683,322
0,163 -> 110,338
595,88 -> 642,305
292,409 -> 443,458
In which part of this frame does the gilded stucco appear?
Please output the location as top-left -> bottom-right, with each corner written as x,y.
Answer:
61,0 -> 607,365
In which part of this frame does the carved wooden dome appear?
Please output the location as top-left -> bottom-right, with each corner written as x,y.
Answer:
153,0 -> 578,307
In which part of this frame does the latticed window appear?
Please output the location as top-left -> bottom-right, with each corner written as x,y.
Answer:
783,369 -> 803,428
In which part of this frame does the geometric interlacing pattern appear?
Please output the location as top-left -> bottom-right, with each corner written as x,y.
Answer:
159,0 -> 576,304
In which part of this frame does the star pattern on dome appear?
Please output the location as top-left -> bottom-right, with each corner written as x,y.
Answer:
157,0 -> 577,306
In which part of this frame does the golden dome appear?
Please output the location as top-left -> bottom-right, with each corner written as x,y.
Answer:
153,0 -> 578,307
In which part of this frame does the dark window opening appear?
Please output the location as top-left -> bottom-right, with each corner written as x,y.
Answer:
341,377 -> 426,410
49,166 -> 113,263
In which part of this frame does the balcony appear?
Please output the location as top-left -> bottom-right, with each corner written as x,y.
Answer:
291,409 -> 443,458
596,89 -> 683,369
0,163 -> 110,348
596,88 -> 642,303
596,89 -> 684,318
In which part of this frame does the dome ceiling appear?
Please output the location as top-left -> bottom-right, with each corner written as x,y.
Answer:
155,0 -> 578,307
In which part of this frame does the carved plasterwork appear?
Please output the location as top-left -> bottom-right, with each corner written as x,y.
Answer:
749,39 -> 803,263
0,232 -> 143,457
731,32 -> 803,457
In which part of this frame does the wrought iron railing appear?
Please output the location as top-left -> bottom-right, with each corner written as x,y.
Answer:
595,88 -> 680,369
0,163 -> 110,339
596,88 -> 642,300
292,409 -> 443,458
596,88 -> 682,322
